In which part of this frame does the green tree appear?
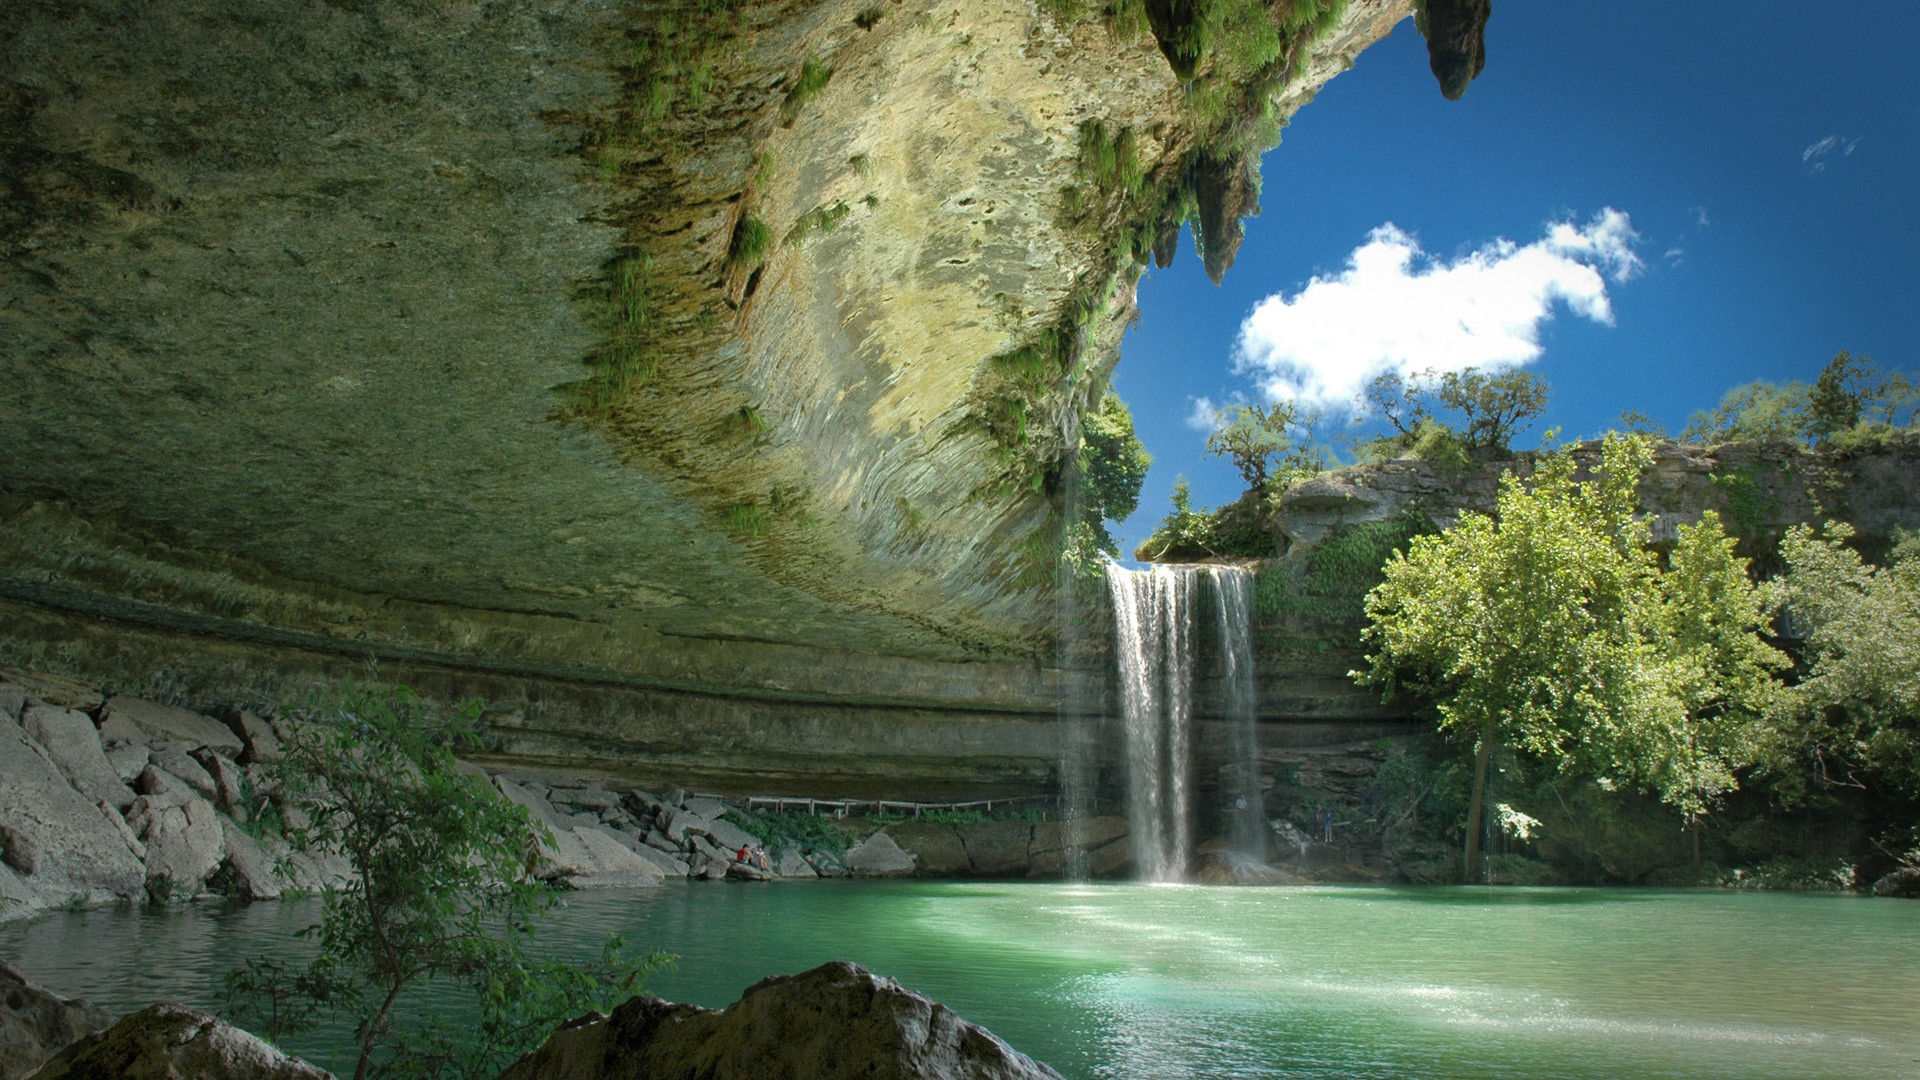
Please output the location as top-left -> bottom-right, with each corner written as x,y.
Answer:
226,684 -> 662,1080
1077,388 -> 1152,554
1761,523 -> 1920,800
1436,367 -> 1549,453
1680,380 -> 1812,444
1355,435 -> 1784,881
1204,401 -> 1298,491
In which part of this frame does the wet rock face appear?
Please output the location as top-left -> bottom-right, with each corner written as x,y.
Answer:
0,0 -> 1413,726
0,961 -> 113,1080
27,1003 -> 331,1080
498,960 -> 1063,1080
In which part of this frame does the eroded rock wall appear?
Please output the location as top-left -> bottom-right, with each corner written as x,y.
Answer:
1,0 -> 1415,787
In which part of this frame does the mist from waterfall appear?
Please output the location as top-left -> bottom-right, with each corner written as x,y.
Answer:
1106,562 -> 1259,882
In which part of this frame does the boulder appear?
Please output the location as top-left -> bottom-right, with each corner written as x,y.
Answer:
566,827 -> 666,887
97,801 -> 147,864
20,704 -> 135,811
134,766 -> 197,808
97,697 -> 244,756
843,831 -> 915,877
957,821 -> 1033,877
192,751 -> 248,819
1029,816 -> 1128,857
658,808 -> 710,844
222,710 -> 283,765
699,815 -> 758,854
549,787 -> 622,812
725,860 -> 772,882
774,848 -> 817,879
1872,865 -> 1920,898
0,717 -> 146,905
625,844 -> 690,878
680,796 -> 727,820
28,1003 -> 332,1080
218,821 -> 283,902
495,778 -> 596,879
641,830 -> 678,854
886,822 -> 970,876
498,960 -> 1062,1080
0,685 -> 23,722
0,961 -> 114,1080
104,744 -> 150,785
128,795 -> 225,899
145,751 -> 221,804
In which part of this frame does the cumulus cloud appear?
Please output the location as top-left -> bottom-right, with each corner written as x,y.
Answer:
1233,209 -> 1642,409
1185,395 -> 1223,431
1803,135 -> 1861,172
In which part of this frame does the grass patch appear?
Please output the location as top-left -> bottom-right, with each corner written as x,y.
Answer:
728,214 -> 771,269
781,54 -> 833,123
723,809 -> 853,858
783,200 -> 851,246
726,502 -> 770,538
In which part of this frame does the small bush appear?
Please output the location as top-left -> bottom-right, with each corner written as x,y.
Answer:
781,54 -> 833,122
728,214 -> 771,269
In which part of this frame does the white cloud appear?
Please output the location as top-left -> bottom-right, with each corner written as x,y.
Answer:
1691,206 -> 1711,228
1803,134 -> 1861,172
1232,209 -> 1642,410
1185,395 -> 1222,432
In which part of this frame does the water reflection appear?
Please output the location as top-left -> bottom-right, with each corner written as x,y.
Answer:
2,882 -> 1917,1079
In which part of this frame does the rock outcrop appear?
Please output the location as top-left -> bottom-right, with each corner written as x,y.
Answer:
26,1004 -> 332,1080
0,0 -> 1418,797
0,962 -> 113,1080
498,961 -> 1062,1080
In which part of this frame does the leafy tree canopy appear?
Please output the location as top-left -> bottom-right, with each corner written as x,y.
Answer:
1681,351 -> 1916,446
226,684 -> 663,1080
1760,523 -> 1920,801
1357,366 -> 1548,460
1355,434 -> 1785,879
1203,401 -> 1300,491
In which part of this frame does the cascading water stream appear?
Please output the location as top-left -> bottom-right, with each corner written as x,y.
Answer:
1106,562 -> 1261,882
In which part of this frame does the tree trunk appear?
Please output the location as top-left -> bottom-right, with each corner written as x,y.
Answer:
1462,729 -> 1494,883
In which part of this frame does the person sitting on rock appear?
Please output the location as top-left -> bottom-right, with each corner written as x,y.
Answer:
754,847 -> 771,871
736,844 -> 751,863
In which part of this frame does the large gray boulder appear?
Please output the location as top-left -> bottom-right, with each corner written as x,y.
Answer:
27,1003 -> 332,1080
0,961 -> 113,1080
128,794 -> 225,899
20,704 -> 135,811
96,697 -> 244,757
0,685 -> 24,723
0,718 -> 145,909
497,960 -> 1062,1080
843,831 -> 916,877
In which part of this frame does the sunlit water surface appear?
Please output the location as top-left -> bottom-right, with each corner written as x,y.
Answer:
4,882 -> 1917,1078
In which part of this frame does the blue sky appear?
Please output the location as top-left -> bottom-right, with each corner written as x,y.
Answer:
1108,0 -> 1920,560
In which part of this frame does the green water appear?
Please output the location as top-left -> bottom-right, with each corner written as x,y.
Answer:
4,882 -> 1917,1078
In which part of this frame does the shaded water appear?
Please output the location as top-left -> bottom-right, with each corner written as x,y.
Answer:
5,882 -> 1917,1079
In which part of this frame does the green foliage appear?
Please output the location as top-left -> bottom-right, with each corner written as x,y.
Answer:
1075,120 -> 1147,203
1360,368 -> 1547,458
784,200 -> 851,246
1683,355 -> 1914,447
1682,380 -> 1812,444
1708,466 -> 1779,538
727,214 -> 771,269
722,809 -> 851,859
1356,435 -> 1787,877
224,684 -> 664,1080
1759,522 -> 1920,802
1203,401 -> 1299,491
1436,367 -> 1549,453
781,54 -> 833,123
726,501 -> 770,538
1257,513 -> 1429,625
1077,388 -> 1151,555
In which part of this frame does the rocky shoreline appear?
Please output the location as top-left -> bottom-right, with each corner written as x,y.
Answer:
0,668 -> 1159,924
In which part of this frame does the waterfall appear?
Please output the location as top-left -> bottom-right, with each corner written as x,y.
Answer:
1213,566 -> 1263,856
1107,562 -> 1260,882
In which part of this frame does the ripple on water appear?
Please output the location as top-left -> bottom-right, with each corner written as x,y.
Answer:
2,882 -> 1917,1080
